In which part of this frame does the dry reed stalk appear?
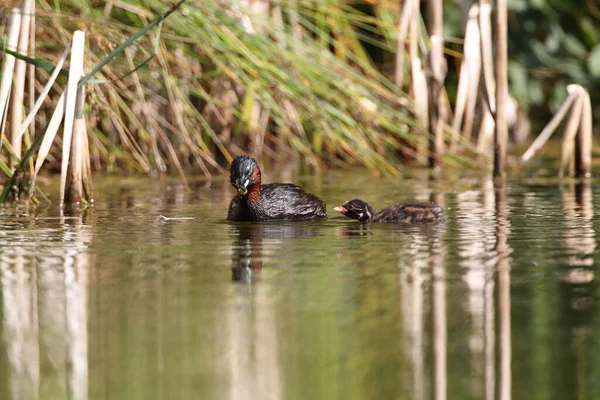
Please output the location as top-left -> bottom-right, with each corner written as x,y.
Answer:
255,106 -> 270,156
81,115 -> 94,202
0,9 -> 21,135
463,40 -> 481,144
395,0 -> 415,88
451,4 -> 480,149
92,60 -> 156,173
271,4 -> 285,48
28,1 -> 35,148
123,48 -> 164,172
451,70 -> 469,147
104,0 -> 114,16
157,50 -> 210,178
282,99 -> 307,140
494,0 -> 508,177
410,0 -> 428,127
31,91 -> 66,186
104,90 -> 154,172
13,44 -> 71,146
249,100 -> 263,155
521,83 -> 592,178
66,83 -> 86,204
239,0 -> 269,33
60,30 -> 85,205
427,0 -> 446,169
9,0 -> 34,164
476,107 -> 494,154
408,0 -> 428,162
521,88 -> 578,161
559,94 -> 583,177
289,0 -> 302,51
249,0 -> 269,29
478,0 -> 495,114
575,89 -> 592,178
246,1 -> 268,157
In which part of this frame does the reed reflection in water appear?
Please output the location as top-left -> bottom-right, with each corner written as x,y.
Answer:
1,212 -> 91,400
558,180 -> 596,400
0,176 -> 599,400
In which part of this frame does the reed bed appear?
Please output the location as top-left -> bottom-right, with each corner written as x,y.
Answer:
0,0 -> 591,206
521,84 -> 592,178
1,0 -> 475,195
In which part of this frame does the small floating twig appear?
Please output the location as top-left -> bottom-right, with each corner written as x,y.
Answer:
35,216 -> 81,220
159,215 -> 194,221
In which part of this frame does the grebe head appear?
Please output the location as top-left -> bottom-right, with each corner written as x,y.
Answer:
230,156 -> 260,195
334,199 -> 374,222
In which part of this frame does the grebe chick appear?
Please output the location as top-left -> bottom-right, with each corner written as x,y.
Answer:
334,198 -> 444,223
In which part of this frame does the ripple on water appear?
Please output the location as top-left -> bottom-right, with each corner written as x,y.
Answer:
0,177 -> 599,399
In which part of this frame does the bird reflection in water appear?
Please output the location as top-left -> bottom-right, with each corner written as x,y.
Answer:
336,220 -> 447,239
230,224 -> 263,283
229,222 -> 322,283
336,223 -> 373,237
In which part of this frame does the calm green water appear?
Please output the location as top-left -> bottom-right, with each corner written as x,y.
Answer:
0,169 -> 599,400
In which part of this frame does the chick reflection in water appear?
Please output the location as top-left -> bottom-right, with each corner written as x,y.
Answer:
230,223 -> 321,282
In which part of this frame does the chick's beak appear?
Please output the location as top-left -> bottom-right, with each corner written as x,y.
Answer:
333,205 -> 347,213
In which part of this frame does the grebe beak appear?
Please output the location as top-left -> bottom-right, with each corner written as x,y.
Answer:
333,206 -> 347,213
235,185 -> 248,195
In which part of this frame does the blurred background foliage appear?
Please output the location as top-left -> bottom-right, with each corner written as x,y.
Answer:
504,0 -> 600,131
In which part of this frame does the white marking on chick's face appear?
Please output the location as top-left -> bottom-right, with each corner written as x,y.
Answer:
243,179 -> 249,188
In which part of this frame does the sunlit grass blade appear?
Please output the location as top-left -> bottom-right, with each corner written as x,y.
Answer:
3,47 -> 70,76
78,0 -> 186,87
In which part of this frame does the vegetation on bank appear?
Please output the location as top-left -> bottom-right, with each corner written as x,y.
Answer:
0,0 -> 597,203
2,0 -> 451,182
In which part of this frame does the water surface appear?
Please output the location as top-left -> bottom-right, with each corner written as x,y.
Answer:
0,169 -> 598,400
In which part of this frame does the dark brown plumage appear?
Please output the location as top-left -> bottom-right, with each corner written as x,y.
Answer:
334,198 -> 444,224
227,156 -> 327,222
